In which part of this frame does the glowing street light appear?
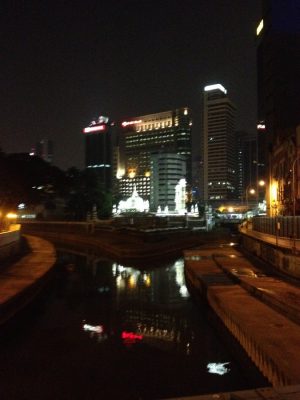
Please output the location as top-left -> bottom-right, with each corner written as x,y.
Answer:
6,212 -> 17,219
246,186 -> 256,210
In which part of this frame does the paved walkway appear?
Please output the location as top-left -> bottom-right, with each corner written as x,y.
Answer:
240,222 -> 300,253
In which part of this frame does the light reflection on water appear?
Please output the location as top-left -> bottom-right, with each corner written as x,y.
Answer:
0,249 -> 269,400
55,250 -> 268,396
76,255 -> 195,355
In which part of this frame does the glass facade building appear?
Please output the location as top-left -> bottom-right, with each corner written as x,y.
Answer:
201,84 -> 236,203
83,116 -> 113,191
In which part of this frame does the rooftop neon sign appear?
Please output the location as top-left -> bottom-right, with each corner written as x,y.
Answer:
257,123 -> 266,130
121,120 -> 142,127
204,84 -> 227,94
83,125 -> 106,133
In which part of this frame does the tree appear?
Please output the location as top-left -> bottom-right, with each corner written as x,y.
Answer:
65,168 -> 112,220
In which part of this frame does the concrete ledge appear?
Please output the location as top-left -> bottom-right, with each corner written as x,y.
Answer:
0,225 -> 22,263
0,234 -> 56,325
184,248 -> 300,387
167,384 -> 300,399
207,284 -> 300,385
240,230 -> 300,279
23,230 -> 205,262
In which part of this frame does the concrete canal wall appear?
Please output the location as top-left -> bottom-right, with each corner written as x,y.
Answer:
18,220 -> 209,262
0,224 -> 22,264
184,248 -> 300,388
0,234 -> 56,325
240,230 -> 300,279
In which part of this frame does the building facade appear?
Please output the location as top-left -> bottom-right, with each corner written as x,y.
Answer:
118,175 -> 150,200
256,0 -> 300,215
236,131 -> 259,202
150,153 -> 186,212
83,115 -> 114,191
118,108 -> 192,205
201,84 -> 236,204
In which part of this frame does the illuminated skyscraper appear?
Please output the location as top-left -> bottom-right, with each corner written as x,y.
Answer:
118,108 -> 192,203
201,84 -> 236,203
83,116 -> 114,190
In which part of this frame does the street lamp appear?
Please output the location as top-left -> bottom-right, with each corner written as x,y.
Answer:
246,185 -> 256,210
258,180 -> 266,200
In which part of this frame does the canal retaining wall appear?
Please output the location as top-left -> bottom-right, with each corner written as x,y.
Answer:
0,234 -> 56,325
240,231 -> 300,279
0,224 -> 22,265
184,248 -> 300,388
18,220 -> 211,262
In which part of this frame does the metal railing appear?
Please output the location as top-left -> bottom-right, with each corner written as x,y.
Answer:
252,216 -> 300,239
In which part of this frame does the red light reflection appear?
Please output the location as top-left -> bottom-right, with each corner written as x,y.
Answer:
121,331 -> 143,344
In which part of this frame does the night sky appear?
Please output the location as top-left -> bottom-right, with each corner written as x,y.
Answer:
1,0 -> 261,170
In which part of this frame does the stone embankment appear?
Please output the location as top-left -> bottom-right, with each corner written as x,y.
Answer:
184,245 -> 300,389
0,224 -> 22,263
168,385 -> 300,399
0,234 -> 56,325
20,221 -> 220,262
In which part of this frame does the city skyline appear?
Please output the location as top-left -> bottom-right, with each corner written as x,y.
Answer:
1,1 -> 261,170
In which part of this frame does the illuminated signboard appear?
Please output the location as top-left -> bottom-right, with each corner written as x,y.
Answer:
83,125 -> 106,133
121,120 -> 142,127
204,84 -> 227,94
257,123 -> 266,130
256,19 -> 264,36
83,324 -> 103,333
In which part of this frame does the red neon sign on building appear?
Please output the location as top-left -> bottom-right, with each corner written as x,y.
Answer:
83,125 -> 106,134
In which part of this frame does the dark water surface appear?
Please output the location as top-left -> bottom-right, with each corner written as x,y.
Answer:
0,248 -> 268,399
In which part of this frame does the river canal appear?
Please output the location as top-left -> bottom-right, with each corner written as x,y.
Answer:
0,246 -> 268,399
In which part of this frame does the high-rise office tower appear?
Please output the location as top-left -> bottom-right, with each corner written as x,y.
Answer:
118,108 -> 192,202
236,131 -> 258,201
256,1 -> 300,214
257,0 -> 300,145
201,84 -> 236,204
83,115 -> 114,191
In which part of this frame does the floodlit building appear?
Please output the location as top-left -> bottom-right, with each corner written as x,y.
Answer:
118,108 -> 192,206
201,84 -> 236,204
150,153 -> 186,212
118,175 -> 150,199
